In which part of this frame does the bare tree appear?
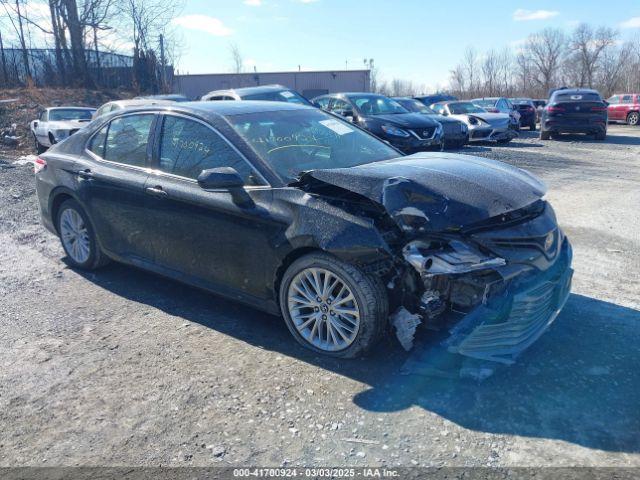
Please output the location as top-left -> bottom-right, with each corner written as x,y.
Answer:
569,23 -> 618,88
462,47 -> 478,97
481,49 -> 499,96
524,28 -> 566,96
229,42 -> 243,73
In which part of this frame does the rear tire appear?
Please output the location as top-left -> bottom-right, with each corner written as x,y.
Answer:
595,130 -> 607,141
627,112 -> 639,126
497,138 -> 512,145
529,122 -> 537,131
56,199 -> 109,270
279,252 -> 388,358
540,130 -> 551,140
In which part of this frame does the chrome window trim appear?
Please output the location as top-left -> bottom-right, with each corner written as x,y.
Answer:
156,111 -> 270,187
84,111 -> 158,173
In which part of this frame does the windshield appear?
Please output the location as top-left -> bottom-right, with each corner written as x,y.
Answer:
49,109 -> 94,121
396,99 -> 435,114
242,90 -> 311,105
350,95 -> 408,115
449,102 -> 487,114
227,109 -> 400,182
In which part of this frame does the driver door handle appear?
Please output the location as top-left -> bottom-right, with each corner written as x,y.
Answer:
145,186 -> 168,198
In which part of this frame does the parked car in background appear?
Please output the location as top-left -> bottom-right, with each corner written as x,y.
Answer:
414,93 -> 458,106
532,99 -> 547,123
93,99 -> 175,119
606,94 -> 640,126
392,96 -> 468,148
313,93 -> 443,152
31,107 -> 96,153
430,101 -> 516,144
472,97 -> 520,130
34,101 -> 572,362
134,94 -> 190,102
201,84 -> 312,105
540,88 -> 608,140
509,98 -> 537,130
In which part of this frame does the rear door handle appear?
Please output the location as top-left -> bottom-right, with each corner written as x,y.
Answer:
145,186 -> 168,198
77,169 -> 94,180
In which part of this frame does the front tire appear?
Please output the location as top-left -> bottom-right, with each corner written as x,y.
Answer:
279,252 -> 387,358
56,199 -> 109,270
529,122 -> 537,131
595,130 -> 607,140
627,112 -> 639,126
34,135 -> 46,154
540,130 -> 551,140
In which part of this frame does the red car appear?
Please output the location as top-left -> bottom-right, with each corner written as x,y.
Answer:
607,94 -> 640,126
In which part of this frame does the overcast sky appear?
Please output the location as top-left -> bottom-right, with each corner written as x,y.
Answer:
172,0 -> 640,90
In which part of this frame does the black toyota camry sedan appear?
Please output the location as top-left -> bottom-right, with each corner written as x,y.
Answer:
312,93 -> 444,152
35,101 -> 572,362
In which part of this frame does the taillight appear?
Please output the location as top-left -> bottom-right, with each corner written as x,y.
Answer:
34,157 -> 47,174
546,106 -> 565,113
591,106 -> 607,112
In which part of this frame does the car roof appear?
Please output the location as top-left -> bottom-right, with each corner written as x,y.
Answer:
206,84 -> 292,97
120,100 -> 314,118
552,88 -> 600,95
48,106 -> 95,110
472,97 -> 500,101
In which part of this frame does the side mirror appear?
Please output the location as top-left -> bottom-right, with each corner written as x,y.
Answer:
441,111 -> 448,116
197,167 -> 245,190
340,110 -> 355,122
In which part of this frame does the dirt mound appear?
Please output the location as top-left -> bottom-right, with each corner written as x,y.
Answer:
0,87 -> 132,157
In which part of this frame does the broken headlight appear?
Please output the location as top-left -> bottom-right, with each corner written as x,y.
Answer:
402,239 -> 505,276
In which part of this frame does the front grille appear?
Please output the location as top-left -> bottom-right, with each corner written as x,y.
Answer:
452,267 -> 572,364
416,127 -> 435,139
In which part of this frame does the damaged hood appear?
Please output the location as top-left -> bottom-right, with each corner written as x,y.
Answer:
302,153 -> 546,232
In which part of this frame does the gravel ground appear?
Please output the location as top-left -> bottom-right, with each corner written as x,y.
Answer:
0,126 -> 638,467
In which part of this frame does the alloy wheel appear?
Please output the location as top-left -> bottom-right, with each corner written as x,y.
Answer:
628,112 -> 639,126
60,208 -> 91,264
287,267 -> 361,352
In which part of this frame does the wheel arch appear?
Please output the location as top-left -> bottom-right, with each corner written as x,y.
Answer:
49,188 -> 82,234
273,246 -> 323,308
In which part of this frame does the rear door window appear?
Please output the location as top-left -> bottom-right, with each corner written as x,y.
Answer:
158,115 -> 262,185
103,114 -> 154,167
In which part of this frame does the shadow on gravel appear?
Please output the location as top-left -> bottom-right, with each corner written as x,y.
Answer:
546,133 -> 640,146
78,263 -> 640,454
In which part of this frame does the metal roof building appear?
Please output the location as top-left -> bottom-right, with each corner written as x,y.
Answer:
173,69 -> 371,100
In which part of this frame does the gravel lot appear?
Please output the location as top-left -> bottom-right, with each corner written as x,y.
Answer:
0,126 -> 639,468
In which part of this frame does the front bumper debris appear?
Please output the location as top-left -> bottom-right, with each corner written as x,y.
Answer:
444,259 -> 572,364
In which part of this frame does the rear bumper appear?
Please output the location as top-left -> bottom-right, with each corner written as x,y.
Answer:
444,237 -> 573,364
543,118 -> 607,134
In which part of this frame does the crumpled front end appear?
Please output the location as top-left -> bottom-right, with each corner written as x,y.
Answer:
396,200 -> 573,364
